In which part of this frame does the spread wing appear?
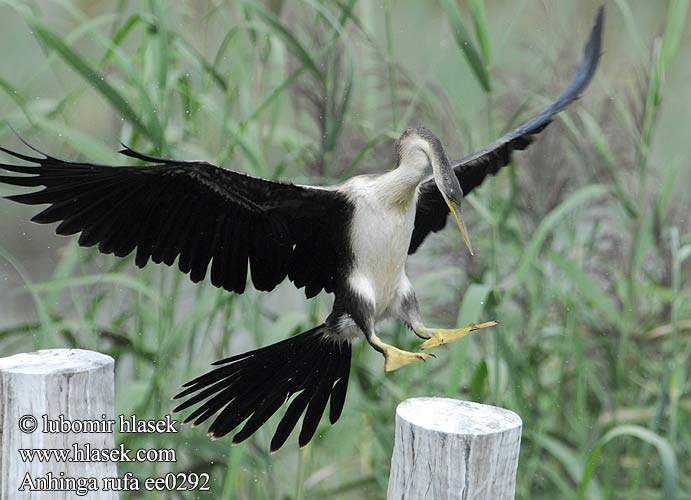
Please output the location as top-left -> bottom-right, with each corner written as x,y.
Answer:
0,143 -> 352,298
409,6 -> 604,254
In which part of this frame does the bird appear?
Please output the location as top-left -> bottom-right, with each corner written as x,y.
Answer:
0,7 -> 603,451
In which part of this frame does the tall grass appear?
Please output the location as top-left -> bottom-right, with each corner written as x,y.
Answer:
0,1 -> 689,499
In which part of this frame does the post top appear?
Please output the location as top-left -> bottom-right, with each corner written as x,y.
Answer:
396,397 -> 522,435
0,348 -> 113,375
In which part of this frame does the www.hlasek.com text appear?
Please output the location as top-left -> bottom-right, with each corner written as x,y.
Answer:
19,443 -> 176,463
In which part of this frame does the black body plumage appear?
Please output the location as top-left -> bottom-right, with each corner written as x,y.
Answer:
0,7 -> 604,450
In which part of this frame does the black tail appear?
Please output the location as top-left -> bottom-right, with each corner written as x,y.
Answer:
172,324 -> 351,451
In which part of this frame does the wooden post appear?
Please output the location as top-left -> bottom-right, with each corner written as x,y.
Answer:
387,397 -> 522,500
0,349 -> 117,499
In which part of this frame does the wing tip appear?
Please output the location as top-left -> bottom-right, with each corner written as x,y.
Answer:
118,144 -> 154,162
118,144 -> 188,166
586,5 -> 606,69
537,5 -> 605,116
578,6 -> 606,84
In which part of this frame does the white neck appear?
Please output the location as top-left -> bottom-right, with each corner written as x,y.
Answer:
375,162 -> 427,209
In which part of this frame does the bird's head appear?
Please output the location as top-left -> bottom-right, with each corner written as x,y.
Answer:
394,127 -> 473,255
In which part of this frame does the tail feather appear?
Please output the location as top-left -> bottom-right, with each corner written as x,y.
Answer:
328,348 -> 351,423
298,353 -> 341,447
173,324 -> 352,451
232,395 -> 287,444
270,390 -> 313,451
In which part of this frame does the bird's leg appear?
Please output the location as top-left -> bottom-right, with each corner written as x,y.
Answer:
417,321 -> 498,350
335,287 -> 434,372
366,330 -> 435,372
392,287 -> 497,349
392,284 -> 435,340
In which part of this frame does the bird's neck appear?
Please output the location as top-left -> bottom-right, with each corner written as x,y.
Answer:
375,163 -> 430,210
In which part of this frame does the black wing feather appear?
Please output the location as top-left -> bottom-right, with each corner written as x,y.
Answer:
0,145 -> 353,296
409,6 -> 604,254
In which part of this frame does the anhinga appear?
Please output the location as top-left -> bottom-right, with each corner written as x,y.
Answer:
0,8 -> 603,450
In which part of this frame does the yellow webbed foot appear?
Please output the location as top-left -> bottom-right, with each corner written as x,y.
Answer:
383,345 -> 436,372
419,320 -> 498,350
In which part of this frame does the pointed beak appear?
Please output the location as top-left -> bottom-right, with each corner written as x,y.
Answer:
433,160 -> 474,255
444,196 -> 473,255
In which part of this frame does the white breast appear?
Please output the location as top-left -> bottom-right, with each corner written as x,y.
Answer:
341,175 -> 418,317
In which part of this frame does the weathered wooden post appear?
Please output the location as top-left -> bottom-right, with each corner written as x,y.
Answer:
0,349 -> 117,499
387,397 -> 522,500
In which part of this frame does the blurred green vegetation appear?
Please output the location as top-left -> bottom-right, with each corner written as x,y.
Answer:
0,0 -> 690,498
